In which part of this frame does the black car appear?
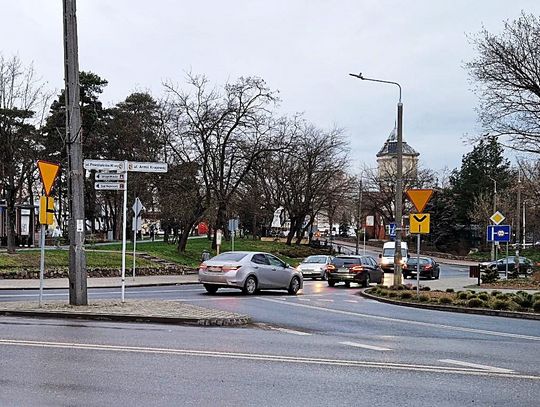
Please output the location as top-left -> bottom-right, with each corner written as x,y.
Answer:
327,255 -> 384,288
402,257 -> 440,279
479,256 -> 533,275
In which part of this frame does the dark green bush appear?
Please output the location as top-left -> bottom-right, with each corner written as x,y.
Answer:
491,290 -> 502,297
468,290 -> 476,294
445,288 -> 455,293
533,300 -> 540,312
481,268 -> 500,284
491,299 -> 510,310
419,294 -> 430,302
438,296 -> 453,305
378,290 -> 388,297
457,292 -> 469,300
467,298 -> 484,308
400,291 -> 413,299
478,293 -> 490,301
420,286 -> 431,291
388,292 -> 398,298
513,292 -> 534,308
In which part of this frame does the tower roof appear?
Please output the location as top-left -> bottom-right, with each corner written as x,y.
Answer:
376,125 -> 419,157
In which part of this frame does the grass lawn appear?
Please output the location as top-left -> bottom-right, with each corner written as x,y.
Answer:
0,249 -> 154,270
97,238 -> 331,268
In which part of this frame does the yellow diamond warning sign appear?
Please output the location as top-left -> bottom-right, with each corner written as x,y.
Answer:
410,213 -> 430,234
406,189 -> 433,213
37,160 -> 60,196
490,211 -> 505,225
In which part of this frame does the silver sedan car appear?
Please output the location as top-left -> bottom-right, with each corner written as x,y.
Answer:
296,255 -> 334,280
198,251 -> 303,295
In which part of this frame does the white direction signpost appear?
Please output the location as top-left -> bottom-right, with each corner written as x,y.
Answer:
95,172 -> 125,181
84,159 -> 168,302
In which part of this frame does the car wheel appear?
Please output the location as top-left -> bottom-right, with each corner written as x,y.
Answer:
204,284 -> 219,294
436,270 -> 440,279
328,280 -> 335,287
344,281 -> 351,288
288,277 -> 301,295
242,276 -> 257,295
362,274 -> 371,288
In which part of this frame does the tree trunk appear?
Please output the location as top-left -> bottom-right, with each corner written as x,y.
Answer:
6,184 -> 17,254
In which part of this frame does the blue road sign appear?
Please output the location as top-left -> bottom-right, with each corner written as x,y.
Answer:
487,225 -> 511,242
389,223 -> 396,238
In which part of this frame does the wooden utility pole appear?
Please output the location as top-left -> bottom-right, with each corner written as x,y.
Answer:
63,0 -> 87,305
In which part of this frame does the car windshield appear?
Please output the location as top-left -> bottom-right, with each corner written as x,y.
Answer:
382,248 -> 407,257
333,257 -> 361,266
211,252 -> 248,262
303,256 -> 327,264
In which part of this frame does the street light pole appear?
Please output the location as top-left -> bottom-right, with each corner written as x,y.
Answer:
350,73 -> 404,286
489,176 -> 497,262
355,177 -> 363,255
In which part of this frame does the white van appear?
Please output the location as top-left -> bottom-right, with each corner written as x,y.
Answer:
379,241 -> 408,273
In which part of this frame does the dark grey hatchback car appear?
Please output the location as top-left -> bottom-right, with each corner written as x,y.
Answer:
326,255 -> 384,288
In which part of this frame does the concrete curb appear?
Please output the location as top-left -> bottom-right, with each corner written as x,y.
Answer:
359,289 -> 540,321
0,281 -> 201,291
0,309 -> 251,326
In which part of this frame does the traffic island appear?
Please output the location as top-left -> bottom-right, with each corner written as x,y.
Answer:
360,286 -> 540,320
0,300 -> 251,326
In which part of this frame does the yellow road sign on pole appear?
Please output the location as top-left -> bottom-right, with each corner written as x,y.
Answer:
410,213 -> 430,234
39,196 -> 54,225
37,160 -> 60,196
406,189 -> 434,213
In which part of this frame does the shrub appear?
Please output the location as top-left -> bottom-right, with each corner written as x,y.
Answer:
491,290 -> 502,297
482,267 -> 499,284
468,290 -> 476,294
533,300 -> 540,312
419,294 -> 430,302
378,290 -> 388,297
457,292 -> 469,300
400,291 -> 413,299
491,299 -> 510,310
388,292 -> 398,298
445,288 -> 455,293
420,286 -> 431,291
438,296 -> 453,305
513,292 -> 534,308
478,293 -> 490,301
467,298 -> 484,308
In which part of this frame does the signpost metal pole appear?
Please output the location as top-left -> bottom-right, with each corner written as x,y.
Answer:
232,229 -> 235,252
505,242 -> 509,279
416,233 -> 420,298
132,220 -> 137,281
39,224 -> 46,307
363,227 -> 366,255
121,161 -> 128,302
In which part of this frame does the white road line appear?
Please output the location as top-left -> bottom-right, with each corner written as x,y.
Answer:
255,323 -> 312,336
439,359 -> 514,373
317,299 -> 333,302
297,298 -> 311,301
340,341 -> 392,351
344,300 -> 358,303
0,338 -> 536,380
257,298 -> 540,341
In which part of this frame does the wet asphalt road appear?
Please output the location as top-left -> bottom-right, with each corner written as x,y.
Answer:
1,264 -> 539,406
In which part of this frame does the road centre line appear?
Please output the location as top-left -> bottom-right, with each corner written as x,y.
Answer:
257,298 -> 540,341
340,341 -> 392,351
439,359 -> 514,373
0,338 -> 536,380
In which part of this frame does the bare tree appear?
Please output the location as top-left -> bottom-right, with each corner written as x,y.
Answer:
467,12 -> 540,153
163,74 -> 282,249
0,55 -> 49,252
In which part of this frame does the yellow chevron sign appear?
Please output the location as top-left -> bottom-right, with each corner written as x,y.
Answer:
410,213 -> 430,234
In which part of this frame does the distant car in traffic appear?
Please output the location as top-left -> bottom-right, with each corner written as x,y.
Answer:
326,255 -> 383,288
198,251 -> 303,295
296,255 -> 334,280
479,256 -> 533,275
402,257 -> 440,279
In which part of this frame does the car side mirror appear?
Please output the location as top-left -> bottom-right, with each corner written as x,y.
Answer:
407,254 -> 411,259
378,254 -> 382,258
285,263 -> 290,268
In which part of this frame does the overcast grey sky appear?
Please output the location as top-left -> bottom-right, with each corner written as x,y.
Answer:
3,1 -> 539,173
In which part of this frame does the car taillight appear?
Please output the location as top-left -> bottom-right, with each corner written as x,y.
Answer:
199,264 -> 208,270
222,265 -> 241,272
351,266 -> 364,273
424,265 -> 433,270
327,265 -> 336,271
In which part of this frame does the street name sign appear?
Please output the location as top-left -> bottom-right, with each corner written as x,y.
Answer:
409,213 -> 430,234
228,218 -> 239,232
487,225 -> 511,242
96,172 -> 125,181
95,182 -> 126,191
83,159 -> 124,171
127,161 -> 168,173
406,189 -> 434,213
490,211 -> 505,225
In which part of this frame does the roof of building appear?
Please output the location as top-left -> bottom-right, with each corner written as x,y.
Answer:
376,125 -> 419,157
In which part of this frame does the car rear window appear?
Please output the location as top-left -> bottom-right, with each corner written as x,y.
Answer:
407,258 -> 429,265
211,253 -> 248,262
304,256 -> 327,263
332,257 -> 361,266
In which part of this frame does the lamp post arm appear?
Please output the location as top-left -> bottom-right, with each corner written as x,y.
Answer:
349,73 -> 402,103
